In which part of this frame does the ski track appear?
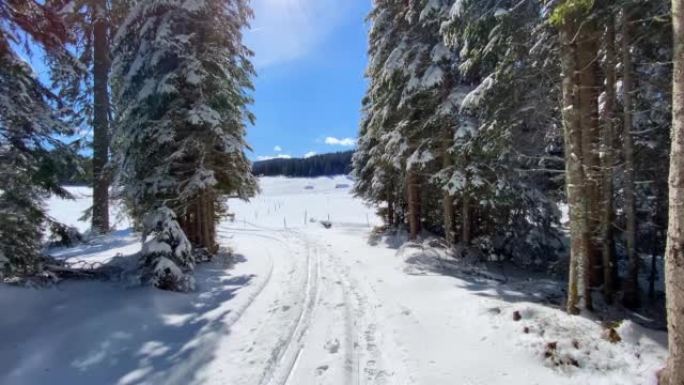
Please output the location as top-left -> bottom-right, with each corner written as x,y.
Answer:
210,221 -> 414,385
197,223 -> 319,385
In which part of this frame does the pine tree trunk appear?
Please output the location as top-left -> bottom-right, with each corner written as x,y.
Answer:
443,127 -> 455,246
577,17 -> 602,292
387,193 -> 395,227
560,20 -> 590,314
91,0 -> 110,234
202,192 -> 211,251
443,191 -> 455,246
660,1 -> 684,383
195,198 -> 203,247
202,191 -> 216,254
407,168 -> 421,240
181,190 -> 218,254
601,18 -> 617,304
189,207 -> 197,245
622,7 -> 640,309
462,183 -> 471,246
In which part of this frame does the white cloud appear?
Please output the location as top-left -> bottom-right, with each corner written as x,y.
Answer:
324,136 -> 356,147
257,154 -> 292,161
273,145 -> 282,152
246,0 -> 355,67
303,151 -> 317,158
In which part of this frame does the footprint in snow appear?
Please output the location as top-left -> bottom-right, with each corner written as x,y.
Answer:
324,339 -> 340,354
315,365 -> 329,376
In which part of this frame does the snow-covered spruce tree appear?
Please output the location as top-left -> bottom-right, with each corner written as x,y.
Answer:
111,0 -> 258,291
0,0 -> 79,278
353,0 -> 413,231
440,0 -> 564,265
353,99 -> 405,227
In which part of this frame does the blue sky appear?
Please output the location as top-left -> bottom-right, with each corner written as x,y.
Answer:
245,0 -> 370,160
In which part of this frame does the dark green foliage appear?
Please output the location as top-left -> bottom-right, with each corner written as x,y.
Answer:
252,151 -> 353,177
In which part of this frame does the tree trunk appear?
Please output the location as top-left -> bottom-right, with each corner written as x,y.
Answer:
91,0 -> 110,234
462,183 -> 471,246
443,126 -> 455,246
181,190 -> 218,254
203,190 -> 217,254
601,18 -> 617,304
387,195 -> 395,227
622,7 -> 640,309
407,168 -> 421,240
577,16 -> 602,292
560,20 -> 590,314
660,1 -> 684,383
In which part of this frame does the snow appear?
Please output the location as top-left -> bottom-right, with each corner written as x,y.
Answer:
0,177 -> 667,385
450,0 -> 466,18
430,42 -> 452,62
420,65 -> 444,88
186,104 -> 222,127
494,8 -> 509,17
384,41 -> 408,74
407,148 -> 435,170
461,74 -> 495,111
419,0 -> 441,22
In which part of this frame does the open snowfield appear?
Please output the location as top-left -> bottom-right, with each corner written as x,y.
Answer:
0,176 -> 668,385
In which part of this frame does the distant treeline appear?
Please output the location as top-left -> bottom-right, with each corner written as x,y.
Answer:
54,149 -> 92,186
252,151 -> 353,177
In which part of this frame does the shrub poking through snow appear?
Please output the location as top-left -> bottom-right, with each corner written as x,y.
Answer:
48,222 -> 84,248
513,310 -> 522,321
140,207 -> 195,292
601,327 -> 622,344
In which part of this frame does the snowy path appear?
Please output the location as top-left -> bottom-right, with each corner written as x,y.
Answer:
0,177 -> 667,385
200,222 -> 410,385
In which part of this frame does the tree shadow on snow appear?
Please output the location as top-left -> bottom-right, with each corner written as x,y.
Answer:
0,253 -> 259,385
48,228 -> 140,261
402,246 -> 566,308
401,244 -> 668,330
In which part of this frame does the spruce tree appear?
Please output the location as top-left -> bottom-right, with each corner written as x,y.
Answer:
55,0 -> 118,234
111,0 -> 257,291
353,0 -> 412,229
0,0 -> 78,278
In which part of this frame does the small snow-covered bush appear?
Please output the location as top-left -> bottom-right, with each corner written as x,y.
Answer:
140,207 -> 195,292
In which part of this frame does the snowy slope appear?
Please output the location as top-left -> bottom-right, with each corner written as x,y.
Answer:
0,176 -> 667,385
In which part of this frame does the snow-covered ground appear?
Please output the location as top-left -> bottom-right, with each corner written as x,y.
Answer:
0,176 -> 668,385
